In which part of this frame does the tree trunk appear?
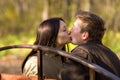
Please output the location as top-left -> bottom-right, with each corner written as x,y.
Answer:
42,0 -> 49,20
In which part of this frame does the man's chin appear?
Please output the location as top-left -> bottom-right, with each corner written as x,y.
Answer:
71,41 -> 78,45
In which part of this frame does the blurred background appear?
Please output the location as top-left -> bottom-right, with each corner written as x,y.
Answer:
0,0 -> 120,74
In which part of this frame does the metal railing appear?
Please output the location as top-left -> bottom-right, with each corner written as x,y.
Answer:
0,44 -> 120,80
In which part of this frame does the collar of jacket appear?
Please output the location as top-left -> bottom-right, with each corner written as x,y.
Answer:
87,40 -> 102,45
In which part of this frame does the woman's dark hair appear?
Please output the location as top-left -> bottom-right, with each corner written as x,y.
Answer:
22,18 -> 65,72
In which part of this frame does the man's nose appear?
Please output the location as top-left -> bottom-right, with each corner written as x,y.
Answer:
68,30 -> 71,35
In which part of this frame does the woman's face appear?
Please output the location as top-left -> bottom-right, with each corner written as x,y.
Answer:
56,20 -> 71,47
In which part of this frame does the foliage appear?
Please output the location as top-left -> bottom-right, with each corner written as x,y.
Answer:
0,0 -> 120,56
103,30 -> 120,53
0,34 -> 35,57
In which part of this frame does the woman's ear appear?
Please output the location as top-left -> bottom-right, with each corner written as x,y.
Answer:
82,32 -> 89,40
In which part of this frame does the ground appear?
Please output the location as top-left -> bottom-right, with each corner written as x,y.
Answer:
0,54 -> 24,75
0,54 -> 120,75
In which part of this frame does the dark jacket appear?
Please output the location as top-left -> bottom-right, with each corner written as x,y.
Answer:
60,40 -> 120,80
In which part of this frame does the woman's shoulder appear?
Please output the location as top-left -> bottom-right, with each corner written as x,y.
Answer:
26,56 -> 37,64
23,56 -> 37,76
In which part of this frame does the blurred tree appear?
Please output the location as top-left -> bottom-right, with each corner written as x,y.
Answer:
42,0 -> 49,20
0,0 -> 120,54
0,0 -> 120,36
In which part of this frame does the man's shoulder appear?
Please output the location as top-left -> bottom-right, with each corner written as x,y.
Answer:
72,44 -> 90,52
71,44 -> 90,58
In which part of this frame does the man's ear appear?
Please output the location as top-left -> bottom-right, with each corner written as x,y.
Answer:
82,32 -> 89,40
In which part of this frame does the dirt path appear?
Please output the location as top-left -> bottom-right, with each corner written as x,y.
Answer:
0,54 -> 120,75
0,55 -> 24,75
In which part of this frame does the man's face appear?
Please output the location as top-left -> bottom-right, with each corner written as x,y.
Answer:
70,18 -> 87,45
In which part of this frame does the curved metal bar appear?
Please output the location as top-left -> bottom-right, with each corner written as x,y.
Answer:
0,44 -> 120,80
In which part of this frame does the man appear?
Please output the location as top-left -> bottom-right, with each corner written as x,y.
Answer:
59,10 -> 120,80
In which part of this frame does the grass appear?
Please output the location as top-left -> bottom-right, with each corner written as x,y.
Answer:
0,34 -> 35,57
0,30 -> 120,57
103,30 -> 120,54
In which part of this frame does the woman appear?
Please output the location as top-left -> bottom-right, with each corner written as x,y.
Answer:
22,18 -> 71,79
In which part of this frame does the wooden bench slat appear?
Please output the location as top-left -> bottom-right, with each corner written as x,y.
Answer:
0,73 -> 56,80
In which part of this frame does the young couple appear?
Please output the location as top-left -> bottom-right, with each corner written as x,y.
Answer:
22,10 -> 120,80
